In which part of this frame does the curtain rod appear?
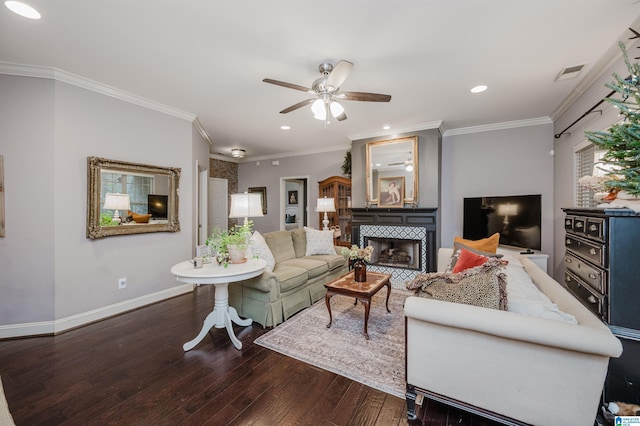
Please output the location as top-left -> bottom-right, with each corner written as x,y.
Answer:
554,89 -> 616,139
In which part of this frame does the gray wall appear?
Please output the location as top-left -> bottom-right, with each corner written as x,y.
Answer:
351,128 -> 442,209
238,150 -> 348,233
0,73 -> 205,328
441,123 -> 555,260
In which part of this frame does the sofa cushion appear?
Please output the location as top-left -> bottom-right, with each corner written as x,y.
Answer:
304,227 -> 337,255
303,254 -> 345,271
249,230 -> 275,272
280,258 -> 329,279
272,264 -> 309,292
291,227 -> 307,258
446,242 -> 504,272
454,232 -> 500,254
452,248 -> 489,273
264,230 -> 296,263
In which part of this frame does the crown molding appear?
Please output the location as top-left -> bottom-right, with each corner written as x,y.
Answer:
0,62 -> 197,122
193,117 -> 213,145
348,120 -> 443,141
443,117 -> 553,137
242,143 -> 351,163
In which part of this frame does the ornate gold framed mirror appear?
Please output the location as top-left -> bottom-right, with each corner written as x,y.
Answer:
86,157 -> 180,239
366,136 -> 418,205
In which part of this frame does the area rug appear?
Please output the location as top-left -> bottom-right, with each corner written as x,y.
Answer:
254,289 -> 413,399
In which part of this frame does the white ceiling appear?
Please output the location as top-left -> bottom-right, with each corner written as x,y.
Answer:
2,1 -> 640,160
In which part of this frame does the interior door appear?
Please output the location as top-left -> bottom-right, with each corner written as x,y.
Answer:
198,169 -> 208,245
208,178 -> 228,233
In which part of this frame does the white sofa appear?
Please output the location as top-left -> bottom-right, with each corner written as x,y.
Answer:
404,248 -> 623,426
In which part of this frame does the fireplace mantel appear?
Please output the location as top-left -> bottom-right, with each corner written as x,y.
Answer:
351,208 -> 438,279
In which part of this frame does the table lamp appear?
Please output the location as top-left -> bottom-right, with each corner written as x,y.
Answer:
316,197 -> 336,231
103,193 -> 130,223
229,192 -> 264,225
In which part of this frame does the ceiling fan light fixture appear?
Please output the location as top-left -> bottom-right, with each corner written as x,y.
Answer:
231,148 -> 246,158
405,164 -> 414,172
329,101 -> 344,118
311,98 -> 326,120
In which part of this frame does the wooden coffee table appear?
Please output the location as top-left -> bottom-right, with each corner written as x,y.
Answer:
324,271 -> 392,339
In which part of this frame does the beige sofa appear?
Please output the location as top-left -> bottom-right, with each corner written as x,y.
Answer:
404,248 -> 623,426
229,228 -> 348,328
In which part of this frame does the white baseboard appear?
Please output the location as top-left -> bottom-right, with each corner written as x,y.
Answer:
0,284 -> 194,339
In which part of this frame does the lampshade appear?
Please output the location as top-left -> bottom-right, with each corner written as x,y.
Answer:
103,193 -> 130,211
229,192 -> 264,219
497,203 -> 518,217
316,197 -> 336,213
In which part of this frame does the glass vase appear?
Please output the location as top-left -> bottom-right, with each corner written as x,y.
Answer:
353,259 -> 367,282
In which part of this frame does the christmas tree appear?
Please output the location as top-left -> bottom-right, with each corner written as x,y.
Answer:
585,41 -> 640,196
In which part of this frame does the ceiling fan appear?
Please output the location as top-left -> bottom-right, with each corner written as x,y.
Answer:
263,60 -> 391,123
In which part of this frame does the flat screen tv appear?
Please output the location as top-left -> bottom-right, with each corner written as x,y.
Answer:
463,194 -> 542,251
148,194 -> 168,219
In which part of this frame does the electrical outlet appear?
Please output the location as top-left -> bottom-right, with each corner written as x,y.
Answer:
118,278 -> 127,289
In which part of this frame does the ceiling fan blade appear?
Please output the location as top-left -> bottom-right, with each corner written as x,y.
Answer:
326,60 -> 353,90
263,78 -> 312,93
279,98 -> 315,114
339,91 -> 391,102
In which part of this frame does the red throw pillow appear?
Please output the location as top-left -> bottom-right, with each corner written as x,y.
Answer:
452,248 -> 489,273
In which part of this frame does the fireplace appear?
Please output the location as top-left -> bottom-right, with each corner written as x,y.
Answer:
351,208 -> 437,286
365,237 -> 421,270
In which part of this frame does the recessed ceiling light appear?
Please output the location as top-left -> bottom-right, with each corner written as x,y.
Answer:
280,125 -> 290,130
383,124 -> 390,130
5,1 -> 41,19
470,85 -> 487,93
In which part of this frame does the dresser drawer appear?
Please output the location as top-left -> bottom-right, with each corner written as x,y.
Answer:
564,253 -> 606,293
585,217 -> 606,242
564,216 -> 575,232
564,271 -> 606,320
565,234 -> 606,268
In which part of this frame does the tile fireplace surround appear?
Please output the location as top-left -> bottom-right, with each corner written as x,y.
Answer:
351,208 -> 437,286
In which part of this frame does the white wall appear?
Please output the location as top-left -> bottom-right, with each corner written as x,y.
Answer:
441,123 -> 555,258
0,73 -> 202,332
0,75 -> 55,324
552,38 -> 640,280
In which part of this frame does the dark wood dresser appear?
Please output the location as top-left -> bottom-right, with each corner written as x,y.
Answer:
563,207 -> 640,404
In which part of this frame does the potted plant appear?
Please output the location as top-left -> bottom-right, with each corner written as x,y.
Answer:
206,221 -> 253,266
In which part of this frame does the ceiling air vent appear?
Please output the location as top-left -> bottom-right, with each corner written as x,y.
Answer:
555,64 -> 586,81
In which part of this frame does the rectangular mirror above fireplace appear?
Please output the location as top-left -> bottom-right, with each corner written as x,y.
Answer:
366,136 -> 418,205
86,157 -> 180,239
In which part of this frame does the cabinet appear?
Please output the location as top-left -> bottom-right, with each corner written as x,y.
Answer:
318,176 -> 352,247
563,207 -> 640,404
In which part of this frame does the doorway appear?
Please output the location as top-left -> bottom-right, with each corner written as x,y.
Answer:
280,176 -> 309,231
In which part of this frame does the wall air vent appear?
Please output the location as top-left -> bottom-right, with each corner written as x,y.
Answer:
555,64 -> 586,81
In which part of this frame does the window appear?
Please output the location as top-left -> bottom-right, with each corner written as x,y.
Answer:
100,171 -> 153,215
575,143 -> 596,207
574,142 -> 610,208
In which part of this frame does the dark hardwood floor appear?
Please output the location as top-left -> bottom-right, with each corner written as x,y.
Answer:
0,285 -> 501,425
